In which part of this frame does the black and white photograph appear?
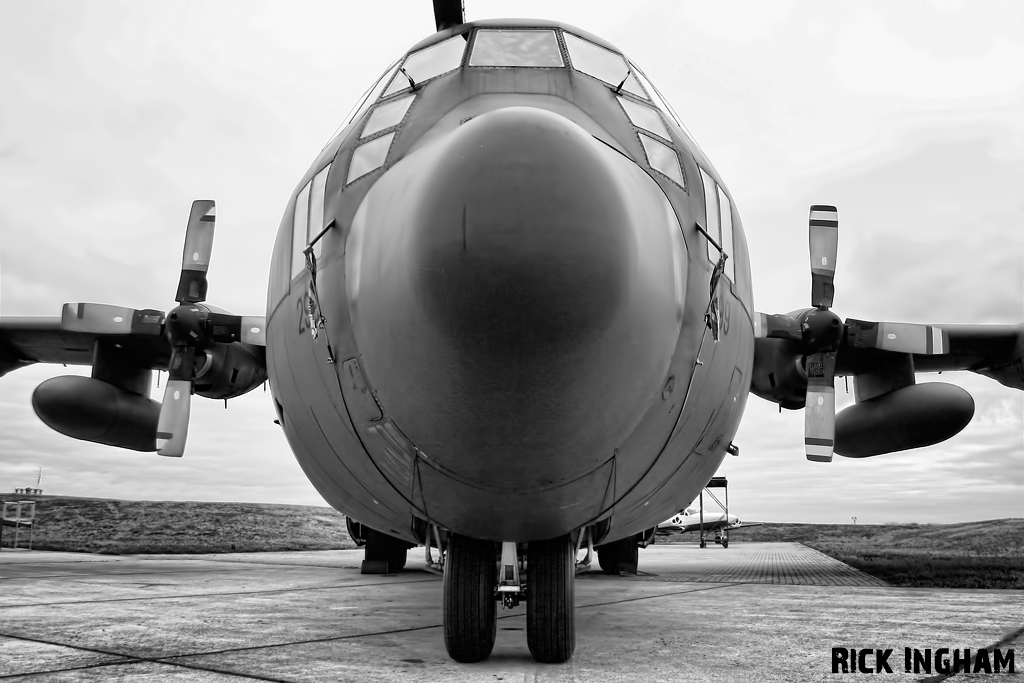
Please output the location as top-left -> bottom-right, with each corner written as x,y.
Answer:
1,1 -> 1021,680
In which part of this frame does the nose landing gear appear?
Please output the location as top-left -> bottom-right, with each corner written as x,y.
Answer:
441,533 -> 577,664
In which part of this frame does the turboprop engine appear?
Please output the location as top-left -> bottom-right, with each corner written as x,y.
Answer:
16,200 -> 268,456
750,205 -> 996,460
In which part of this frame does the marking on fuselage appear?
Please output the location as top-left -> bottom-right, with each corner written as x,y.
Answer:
341,358 -> 383,422
367,419 -> 416,496
295,295 -> 308,336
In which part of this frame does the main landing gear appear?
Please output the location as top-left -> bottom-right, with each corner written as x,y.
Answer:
442,533 -> 577,663
595,534 -> 639,574
346,519 -> 413,574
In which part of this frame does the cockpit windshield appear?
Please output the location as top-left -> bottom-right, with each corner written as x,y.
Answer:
382,35 -> 467,97
563,32 -> 644,98
469,29 -> 564,67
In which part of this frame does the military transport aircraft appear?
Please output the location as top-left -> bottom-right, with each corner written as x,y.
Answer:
1,0 -> 1022,665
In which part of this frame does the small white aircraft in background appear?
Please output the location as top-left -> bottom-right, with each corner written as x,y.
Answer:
656,507 -> 762,548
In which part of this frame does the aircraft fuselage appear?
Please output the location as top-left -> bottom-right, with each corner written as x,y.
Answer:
264,20 -> 754,545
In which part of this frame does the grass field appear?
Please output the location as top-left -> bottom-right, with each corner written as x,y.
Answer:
3,495 -> 1022,588
0,495 -> 355,554
659,519 -> 1024,589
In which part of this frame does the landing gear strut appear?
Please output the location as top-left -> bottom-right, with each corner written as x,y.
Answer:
527,535 -> 576,663
443,534 -> 497,662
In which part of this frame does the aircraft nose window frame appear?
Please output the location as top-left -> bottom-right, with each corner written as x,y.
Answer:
718,185 -> 736,281
630,60 -> 706,154
347,132 -> 397,185
618,96 -> 672,141
289,163 -> 334,280
381,34 -> 468,98
324,59 -> 401,150
563,32 -> 645,99
700,167 -> 723,265
468,29 -> 565,67
361,94 -> 416,139
638,132 -> 685,189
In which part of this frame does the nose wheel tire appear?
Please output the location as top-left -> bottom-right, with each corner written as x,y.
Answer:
527,535 -> 576,663
443,534 -> 497,662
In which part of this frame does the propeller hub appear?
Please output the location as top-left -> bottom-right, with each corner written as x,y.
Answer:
801,308 -> 844,353
165,305 -> 207,348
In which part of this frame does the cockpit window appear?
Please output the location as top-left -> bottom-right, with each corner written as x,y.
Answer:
362,94 -> 415,139
469,29 -> 564,67
382,35 -> 467,98
631,60 -> 705,153
618,97 -> 670,140
347,132 -> 395,185
630,64 -> 679,126
323,59 -> 400,149
563,33 -> 644,98
639,133 -> 685,188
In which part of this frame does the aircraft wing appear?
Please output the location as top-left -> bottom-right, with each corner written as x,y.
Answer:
0,314 -> 171,379
724,522 -> 763,531
837,322 -> 1024,391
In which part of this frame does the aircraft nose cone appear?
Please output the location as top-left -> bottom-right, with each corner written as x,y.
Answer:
346,106 -> 686,495
410,108 -> 631,356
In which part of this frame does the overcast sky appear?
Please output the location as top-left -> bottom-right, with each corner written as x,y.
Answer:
0,0 -> 1021,524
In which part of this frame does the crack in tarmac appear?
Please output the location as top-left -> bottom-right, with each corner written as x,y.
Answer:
0,581 -> 742,680
0,576 -> 438,609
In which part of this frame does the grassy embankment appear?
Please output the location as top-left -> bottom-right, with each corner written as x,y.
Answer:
661,519 -> 1024,589
4,496 -> 1022,588
0,495 -> 355,554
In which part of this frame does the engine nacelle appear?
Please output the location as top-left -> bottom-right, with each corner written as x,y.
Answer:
194,342 -> 267,400
32,376 -> 159,451
750,337 -> 807,410
834,382 -> 975,457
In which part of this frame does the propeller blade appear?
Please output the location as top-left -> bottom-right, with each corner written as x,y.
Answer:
240,316 -> 267,346
156,378 -> 192,457
804,351 -> 836,462
845,319 -> 949,355
808,205 -> 838,309
204,313 -> 267,346
61,303 -> 164,335
754,313 -> 803,341
433,0 -> 464,31
157,347 -> 195,457
175,200 -> 216,304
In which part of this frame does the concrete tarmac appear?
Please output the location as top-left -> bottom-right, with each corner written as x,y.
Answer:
0,543 -> 1021,682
